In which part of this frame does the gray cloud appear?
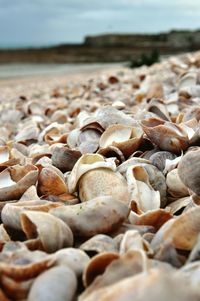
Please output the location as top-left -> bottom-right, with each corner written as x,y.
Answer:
0,0 -> 200,47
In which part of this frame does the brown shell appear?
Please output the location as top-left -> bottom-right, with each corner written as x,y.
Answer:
141,118 -> 189,153
0,165 -> 38,201
51,146 -> 81,172
21,211 -> 73,253
178,148 -> 200,195
50,196 -> 130,237
83,252 -> 119,287
37,165 -> 68,196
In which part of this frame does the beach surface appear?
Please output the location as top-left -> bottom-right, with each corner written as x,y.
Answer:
0,63 -> 125,100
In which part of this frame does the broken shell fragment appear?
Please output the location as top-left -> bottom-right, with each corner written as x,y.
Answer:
166,168 -> 189,197
37,165 -> 68,196
50,196 -> 130,237
141,118 -> 189,153
78,168 -> 130,204
178,148 -> 200,195
126,165 -> 160,213
151,207 -> 200,251
51,248 -> 90,277
80,250 -> 148,300
21,211 -> 74,253
51,146 -> 81,172
68,154 -> 116,193
99,124 -> 143,157
1,275 -> 33,300
149,151 -> 177,171
79,267 -> 198,301
0,247 -> 54,281
83,252 -> 119,287
1,200 -> 62,231
80,234 -> 117,254
28,266 -> 77,301
0,164 -> 38,201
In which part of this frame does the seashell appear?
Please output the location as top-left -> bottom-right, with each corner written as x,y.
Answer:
19,185 -> 40,202
141,117 -> 189,153
1,275 -> 33,300
0,224 -> 11,246
80,121 -> 105,134
80,234 -> 117,255
112,100 -> 125,110
34,156 -> 52,171
67,128 -> 81,149
178,148 -> 200,195
163,153 -> 183,175
78,168 -> 130,204
166,168 -> 189,198
52,146 -> 81,172
0,164 -> 38,201
99,124 -> 143,158
2,200 -> 62,231
51,110 -> 68,123
0,248 -> 54,281
78,129 -> 100,154
94,106 -> 137,129
141,163 -> 167,206
117,157 -> 151,175
80,250 -> 148,300
50,196 -> 130,237
129,208 -> 172,231
179,261 -> 200,293
26,100 -> 43,115
51,248 -> 90,277
187,234 -> 200,263
146,82 -> 164,100
178,71 -> 197,90
45,192 -> 79,205
154,241 -> 185,268
146,98 -> 170,121
15,121 -> 39,143
126,165 -> 160,213
37,165 -> 68,196
68,154 -> 116,193
28,144 -> 51,158
149,151 -> 177,171
151,207 -> 200,251
0,109 -> 24,124
28,266 -> 77,301
83,252 -> 119,287
10,147 -> 27,166
44,132 -> 67,145
182,106 -> 200,122
0,288 -> 10,301
166,196 -> 191,214
21,211 -> 73,253
38,122 -> 65,143
0,146 -> 20,171
119,230 -> 151,254
80,267 -> 199,301
97,145 -> 125,164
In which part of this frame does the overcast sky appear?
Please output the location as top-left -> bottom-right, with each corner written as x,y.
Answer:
0,0 -> 200,47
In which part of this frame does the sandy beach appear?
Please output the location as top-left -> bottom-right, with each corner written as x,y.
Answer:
0,63 -> 125,101
1,52 -> 200,300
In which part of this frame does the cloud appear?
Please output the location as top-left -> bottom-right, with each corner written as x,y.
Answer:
0,0 -> 200,46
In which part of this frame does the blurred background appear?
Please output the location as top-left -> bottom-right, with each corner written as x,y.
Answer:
0,0 -> 200,77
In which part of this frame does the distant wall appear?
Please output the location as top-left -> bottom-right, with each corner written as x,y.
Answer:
1,30 -> 200,63
85,30 -> 200,50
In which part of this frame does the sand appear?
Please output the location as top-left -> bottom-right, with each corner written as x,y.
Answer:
0,63 -> 125,101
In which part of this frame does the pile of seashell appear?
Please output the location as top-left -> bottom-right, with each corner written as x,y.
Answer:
1,52 -> 200,300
